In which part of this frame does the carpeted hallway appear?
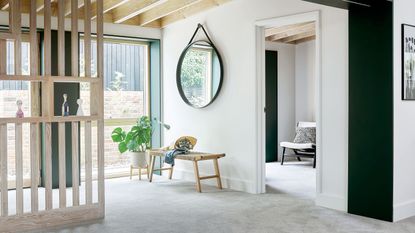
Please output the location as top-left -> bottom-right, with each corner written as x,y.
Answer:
39,174 -> 415,233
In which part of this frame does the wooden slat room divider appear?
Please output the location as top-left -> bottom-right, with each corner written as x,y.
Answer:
0,0 -> 105,232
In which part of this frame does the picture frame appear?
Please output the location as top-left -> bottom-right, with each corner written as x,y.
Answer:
402,24 -> 415,100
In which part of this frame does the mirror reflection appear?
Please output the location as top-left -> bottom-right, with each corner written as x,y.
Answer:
177,41 -> 223,108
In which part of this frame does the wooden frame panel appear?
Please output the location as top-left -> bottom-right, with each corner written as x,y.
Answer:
0,0 -> 105,231
15,123 -> 23,215
58,122 -> 66,208
0,124 -> 8,217
30,123 -> 39,213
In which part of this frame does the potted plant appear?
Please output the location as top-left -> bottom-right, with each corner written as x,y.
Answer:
111,116 -> 152,168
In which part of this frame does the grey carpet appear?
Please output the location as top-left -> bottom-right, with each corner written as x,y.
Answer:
40,169 -> 415,233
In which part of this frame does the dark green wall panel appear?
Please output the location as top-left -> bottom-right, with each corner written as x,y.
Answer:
348,1 -> 393,221
265,51 -> 278,163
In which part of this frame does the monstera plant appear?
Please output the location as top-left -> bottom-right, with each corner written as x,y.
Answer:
111,116 -> 152,168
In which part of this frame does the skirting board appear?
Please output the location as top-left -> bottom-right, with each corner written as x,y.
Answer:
316,193 -> 347,212
394,199 -> 415,222
163,168 -> 256,194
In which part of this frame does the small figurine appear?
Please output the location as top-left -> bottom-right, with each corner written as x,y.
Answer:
16,100 -> 24,118
62,94 -> 69,116
76,99 -> 84,116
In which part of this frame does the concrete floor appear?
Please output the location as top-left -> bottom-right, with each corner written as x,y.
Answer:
39,162 -> 415,233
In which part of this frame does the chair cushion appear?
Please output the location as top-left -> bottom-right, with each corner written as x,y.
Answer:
293,127 -> 316,144
280,142 -> 314,149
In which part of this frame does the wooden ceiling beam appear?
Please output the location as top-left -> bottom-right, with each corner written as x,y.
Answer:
64,0 -> 84,16
0,0 -> 232,28
0,0 -> 9,11
265,22 -> 312,37
134,0 -> 203,27
293,35 -> 316,44
266,22 -> 315,41
91,0 -> 131,20
112,0 -> 167,24
160,0 -> 230,28
277,31 -> 316,43
36,0 -> 58,13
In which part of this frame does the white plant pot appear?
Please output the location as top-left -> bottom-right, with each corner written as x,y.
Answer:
129,151 -> 147,168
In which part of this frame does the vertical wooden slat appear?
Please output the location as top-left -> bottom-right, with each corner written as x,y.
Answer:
15,123 -> 23,215
58,0 -> 65,76
30,0 -> 38,76
85,121 -> 92,205
58,123 -> 66,208
10,0 -> 21,75
0,124 -> 8,217
71,0 -> 80,206
42,0 -> 53,118
84,0 -> 91,78
45,123 -> 53,210
71,122 -> 79,206
44,0 -> 51,76
71,0 -> 79,77
30,0 -> 40,213
96,0 -> 105,208
30,123 -> 39,213
30,0 -> 40,117
0,39 -> 6,75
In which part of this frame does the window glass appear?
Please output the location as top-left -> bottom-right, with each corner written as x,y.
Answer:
80,37 -> 149,177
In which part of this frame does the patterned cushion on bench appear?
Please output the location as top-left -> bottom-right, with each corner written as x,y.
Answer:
293,127 -> 316,144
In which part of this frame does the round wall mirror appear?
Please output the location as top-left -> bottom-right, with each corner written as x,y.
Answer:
177,40 -> 224,108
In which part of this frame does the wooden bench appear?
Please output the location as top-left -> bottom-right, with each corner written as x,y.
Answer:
148,150 -> 225,192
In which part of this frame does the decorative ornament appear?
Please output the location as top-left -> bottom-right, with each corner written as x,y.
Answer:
76,99 -> 84,116
62,94 -> 69,116
16,100 -> 24,118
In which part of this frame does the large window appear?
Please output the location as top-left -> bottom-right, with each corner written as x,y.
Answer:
80,36 -> 149,178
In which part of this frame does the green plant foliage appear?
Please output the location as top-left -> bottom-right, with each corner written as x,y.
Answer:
111,116 -> 152,153
181,49 -> 208,89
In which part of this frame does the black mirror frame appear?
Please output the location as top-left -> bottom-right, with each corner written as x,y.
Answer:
176,39 -> 224,109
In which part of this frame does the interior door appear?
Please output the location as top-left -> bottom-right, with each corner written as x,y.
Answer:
265,50 -> 278,163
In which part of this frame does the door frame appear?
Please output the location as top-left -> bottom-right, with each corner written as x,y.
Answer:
254,11 -> 322,194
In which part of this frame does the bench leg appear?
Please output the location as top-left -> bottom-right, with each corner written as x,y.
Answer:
169,165 -> 174,180
149,155 -> 155,183
139,168 -> 142,180
281,147 -> 286,165
130,165 -> 133,180
193,161 -> 202,192
213,158 -> 222,189
313,151 -> 316,169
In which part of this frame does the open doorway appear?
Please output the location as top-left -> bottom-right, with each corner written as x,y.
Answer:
255,12 -> 321,199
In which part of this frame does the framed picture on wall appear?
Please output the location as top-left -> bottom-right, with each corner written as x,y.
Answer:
402,24 -> 415,100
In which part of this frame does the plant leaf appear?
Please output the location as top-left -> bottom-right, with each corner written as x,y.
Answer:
118,142 -> 128,153
111,127 -> 125,142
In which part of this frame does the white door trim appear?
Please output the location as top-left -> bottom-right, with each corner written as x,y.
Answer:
254,11 -> 322,195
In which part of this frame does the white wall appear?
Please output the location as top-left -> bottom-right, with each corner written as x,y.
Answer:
393,0 -> 415,222
295,41 -> 316,123
265,42 -> 296,158
162,0 -> 348,211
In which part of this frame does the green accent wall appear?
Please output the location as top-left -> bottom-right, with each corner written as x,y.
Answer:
265,51 -> 278,163
348,1 -> 393,221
